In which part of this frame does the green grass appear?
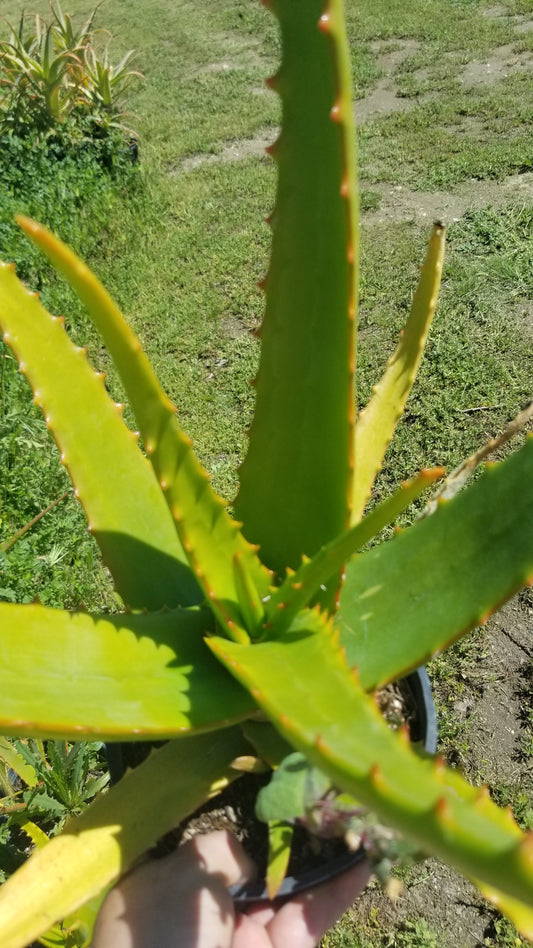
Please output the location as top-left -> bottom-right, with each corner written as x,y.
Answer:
323,915 -> 442,948
0,0 -> 531,942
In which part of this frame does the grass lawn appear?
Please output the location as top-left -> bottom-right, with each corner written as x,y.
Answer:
0,0 -> 531,945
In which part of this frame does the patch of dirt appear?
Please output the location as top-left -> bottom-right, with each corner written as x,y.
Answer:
180,132 -> 274,171
190,33 -> 269,75
465,596 -> 532,786
346,592 -> 533,948
350,861 -> 489,948
459,44 -> 533,87
512,298 -> 533,339
364,171 -> 533,225
219,315 -> 251,340
355,39 -> 421,124
482,6 -> 533,32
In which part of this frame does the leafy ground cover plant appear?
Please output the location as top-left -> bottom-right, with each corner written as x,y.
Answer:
0,1 -> 531,947
0,737 -> 109,886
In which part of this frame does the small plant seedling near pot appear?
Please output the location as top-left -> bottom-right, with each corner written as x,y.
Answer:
0,1 -> 532,946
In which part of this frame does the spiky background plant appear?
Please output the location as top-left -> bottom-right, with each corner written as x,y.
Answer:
0,0 -> 532,945
0,1 -> 141,137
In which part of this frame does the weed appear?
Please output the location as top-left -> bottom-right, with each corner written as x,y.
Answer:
484,916 -> 528,947
0,738 -> 109,883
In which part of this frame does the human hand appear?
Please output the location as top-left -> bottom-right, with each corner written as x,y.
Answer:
92,829 -> 371,948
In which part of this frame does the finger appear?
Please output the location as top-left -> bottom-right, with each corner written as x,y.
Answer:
182,829 -> 257,888
266,860 -> 372,948
233,912 -> 274,948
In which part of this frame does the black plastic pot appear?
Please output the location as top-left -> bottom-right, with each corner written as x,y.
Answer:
229,667 -> 438,904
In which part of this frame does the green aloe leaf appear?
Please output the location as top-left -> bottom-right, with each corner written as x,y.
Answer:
0,260 -> 199,611
235,0 -> 358,577
266,820 -> 294,900
265,467 -> 444,635
208,612 -> 533,916
336,436 -> 533,690
0,603 -> 254,739
0,728 -> 248,948
0,736 -> 38,787
16,217 -> 271,640
474,883 -> 533,941
352,223 -> 445,523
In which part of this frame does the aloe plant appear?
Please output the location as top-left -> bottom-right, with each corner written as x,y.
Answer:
0,2 -> 141,137
0,0 -> 532,945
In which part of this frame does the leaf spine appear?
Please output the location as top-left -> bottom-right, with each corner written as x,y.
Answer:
318,12 -> 331,33
475,785 -> 491,804
265,139 -> 280,160
398,723 -> 410,746
369,763 -> 385,790
434,797 -> 452,822
265,73 -> 279,92
330,101 -> 341,123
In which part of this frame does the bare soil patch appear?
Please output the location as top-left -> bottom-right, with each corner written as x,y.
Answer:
482,5 -> 533,32
180,132 -> 273,171
364,171 -> 533,225
459,44 -> 533,87
355,40 -> 421,123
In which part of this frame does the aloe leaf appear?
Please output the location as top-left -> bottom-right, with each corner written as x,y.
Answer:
266,820 -> 294,900
336,436 -> 533,690
16,217 -> 270,639
0,736 -> 38,787
0,603 -> 254,739
241,720 -> 293,769
0,260 -> 199,611
235,0 -> 358,577
17,819 -> 49,850
352,223 -> 445,523
265,467 -> 444,634
474,883 -> 533,941
208,615 -> 533,916
0,728 -> 248,948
